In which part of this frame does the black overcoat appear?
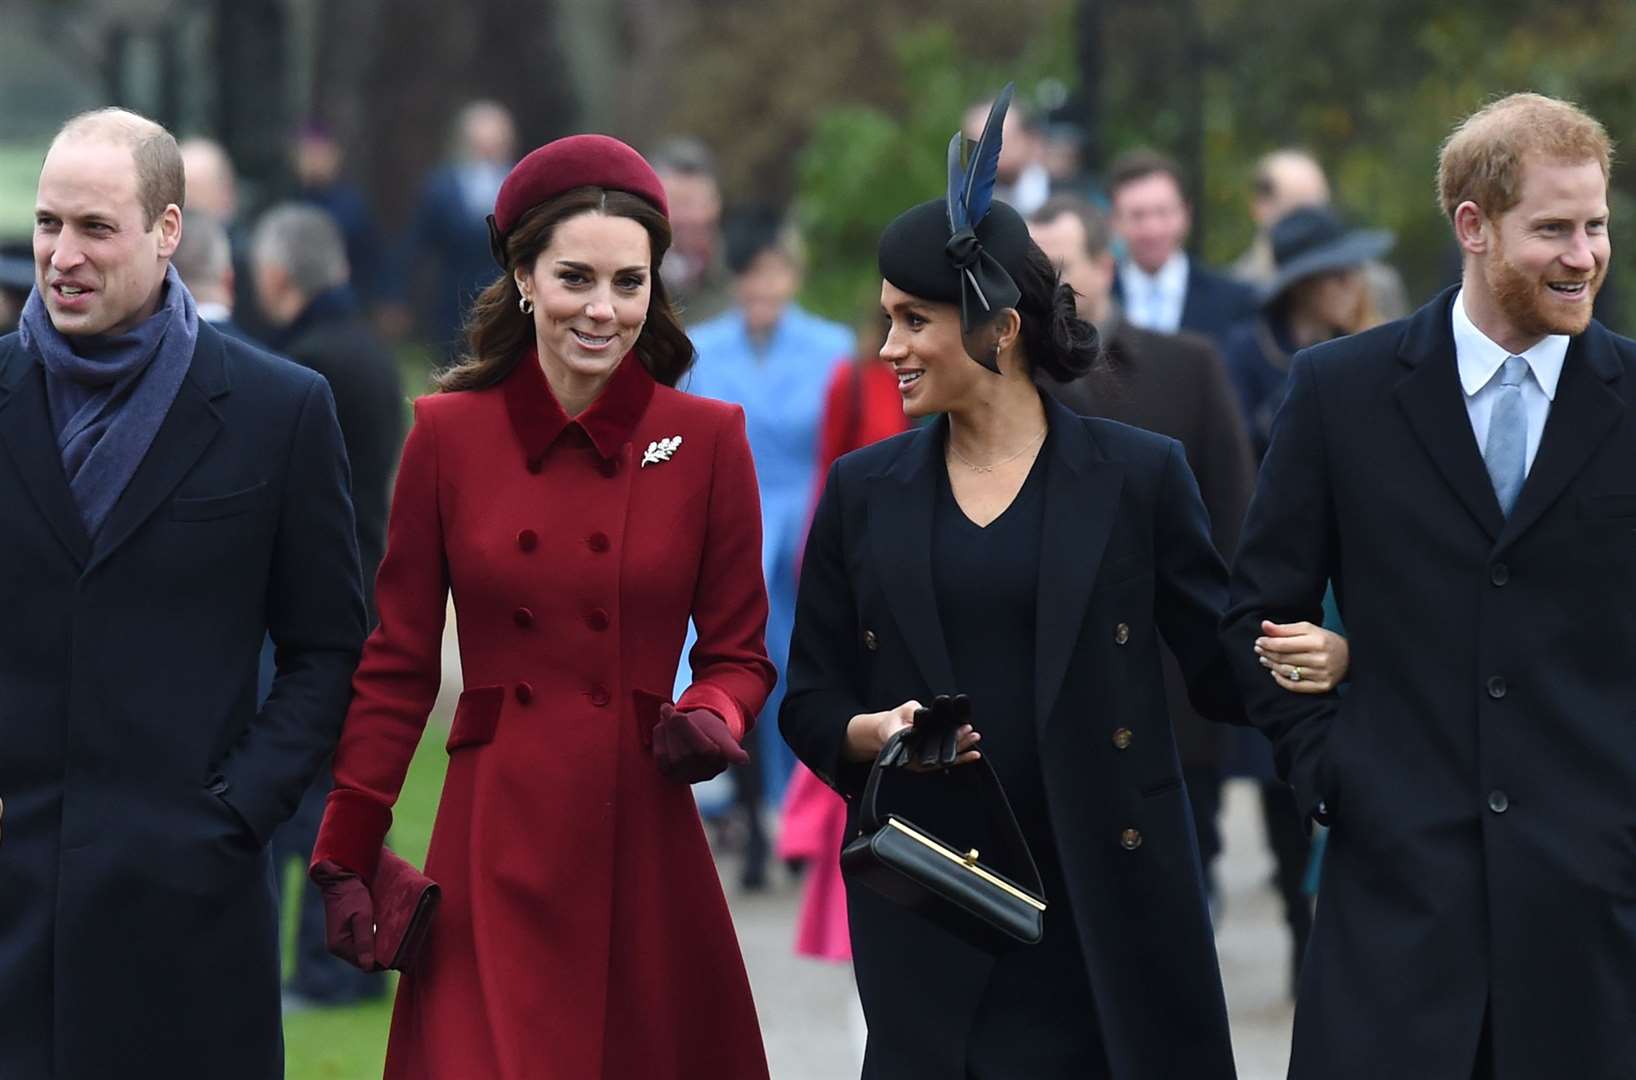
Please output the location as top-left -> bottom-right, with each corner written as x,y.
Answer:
781,395 -> 1242,1079
1225,287 -> 1636,1079
1050,319 -> 1256,767
0,323 -> 365,1079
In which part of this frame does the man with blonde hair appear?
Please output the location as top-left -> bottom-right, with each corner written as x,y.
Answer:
1226,92 -> 1635,1078
0,107 -> 364,1077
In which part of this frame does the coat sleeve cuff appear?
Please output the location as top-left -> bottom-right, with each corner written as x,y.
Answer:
311,788 -> 393,883
677,683 -> 748,742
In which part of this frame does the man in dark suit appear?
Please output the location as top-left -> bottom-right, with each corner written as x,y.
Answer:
0,108 -> 363,1078
1108,148 -> 1256,348
391,100 -> 516,356
252,202 -> 404,1007
1028,194 -> 1257,902
171,209 -> 256,345
1226,93 -> 1636,1078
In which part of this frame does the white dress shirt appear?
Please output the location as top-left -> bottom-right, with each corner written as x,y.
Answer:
1451,288 -> 1566,476
1120,252 -> 1189,335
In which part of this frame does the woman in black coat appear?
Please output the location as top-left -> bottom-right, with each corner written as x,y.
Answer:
780,93 -> 1344,1080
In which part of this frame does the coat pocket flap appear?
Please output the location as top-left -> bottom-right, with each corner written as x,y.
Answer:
171,482 -> 269,521
446,685 -> 505,752
632,688 -> 668,751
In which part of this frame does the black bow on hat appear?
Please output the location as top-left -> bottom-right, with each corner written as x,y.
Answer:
878,85 -> 1037,374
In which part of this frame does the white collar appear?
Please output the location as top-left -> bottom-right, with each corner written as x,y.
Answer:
1124,250 -> 1189,293
1451,288 -> 1567,401
195,301 -> 234,325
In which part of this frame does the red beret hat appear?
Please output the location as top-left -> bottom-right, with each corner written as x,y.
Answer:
487,134 -> 668,267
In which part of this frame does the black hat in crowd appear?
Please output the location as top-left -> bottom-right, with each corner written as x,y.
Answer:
877,83 -> 1049,373
1261,205 -> 1394,306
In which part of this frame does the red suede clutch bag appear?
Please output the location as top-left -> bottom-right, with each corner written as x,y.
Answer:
373,847 -> 441,972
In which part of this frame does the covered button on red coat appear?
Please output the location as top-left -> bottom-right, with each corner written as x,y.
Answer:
517,529 -> 538,552
513,607 -> 534,628
587,532 -> 610,553
586,608 -> 610,632
589,684 -> 611,707
514,682 -> 534,705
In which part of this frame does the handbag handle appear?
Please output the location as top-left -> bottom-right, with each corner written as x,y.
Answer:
856,728 -> 1046,900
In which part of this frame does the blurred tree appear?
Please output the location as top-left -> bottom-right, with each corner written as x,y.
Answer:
789,14 -> 1076,321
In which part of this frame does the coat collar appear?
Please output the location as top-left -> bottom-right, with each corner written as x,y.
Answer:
0,323 -> 231,571
1395,284 -> 1625,548
502,348 -> 655,466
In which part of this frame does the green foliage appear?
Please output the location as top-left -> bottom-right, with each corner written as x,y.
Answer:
1103,0 -> 1636,324
795,21 -> 1076,323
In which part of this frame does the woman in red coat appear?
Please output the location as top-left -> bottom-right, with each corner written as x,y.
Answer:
309,135 -> 776,1079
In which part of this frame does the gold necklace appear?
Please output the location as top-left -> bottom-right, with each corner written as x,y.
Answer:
946,426 -> 1047,473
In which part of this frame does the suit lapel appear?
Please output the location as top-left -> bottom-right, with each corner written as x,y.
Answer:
1034,397 -> 1122,729
1392,288 -> 1506,541
1178,263 -> 1203,332
1497,324 -> 1625,551
0,340 -> 92,565
86,328 -> 228,575
867,420 -> 958,694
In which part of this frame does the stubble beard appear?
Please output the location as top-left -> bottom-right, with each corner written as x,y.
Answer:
1486,238 -> 1602,339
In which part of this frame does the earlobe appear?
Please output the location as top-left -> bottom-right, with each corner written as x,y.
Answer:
158,205 -> 183,258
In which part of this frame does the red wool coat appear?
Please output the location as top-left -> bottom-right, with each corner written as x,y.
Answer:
313,351 -> 775,1079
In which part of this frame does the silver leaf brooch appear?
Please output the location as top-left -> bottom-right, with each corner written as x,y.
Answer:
641,435 -> 682,468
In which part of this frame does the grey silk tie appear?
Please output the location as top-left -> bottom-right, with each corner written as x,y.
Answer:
1483,356 -> 1530,516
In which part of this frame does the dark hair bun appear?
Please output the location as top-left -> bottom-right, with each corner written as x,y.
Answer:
1015,244 -> 1100,382
1040,282 -> 1100,381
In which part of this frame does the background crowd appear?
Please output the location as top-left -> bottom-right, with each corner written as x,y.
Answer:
3,1 -> 1631,1076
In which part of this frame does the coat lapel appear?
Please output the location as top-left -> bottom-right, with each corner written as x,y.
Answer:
1392,288 -> 1506,541
86,327 -> 228,575
0,339 -> 92,565
1034,397 -> 1122,729
867,420 -> 958,694
1496,322 -> 1625,551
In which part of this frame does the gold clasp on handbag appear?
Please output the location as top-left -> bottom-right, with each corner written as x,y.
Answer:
962,849 -> 980,867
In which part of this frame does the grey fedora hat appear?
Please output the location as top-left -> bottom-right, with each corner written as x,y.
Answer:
1260,206 -> 1394,305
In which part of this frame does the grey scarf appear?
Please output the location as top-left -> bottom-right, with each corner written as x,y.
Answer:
18,263 -> 199,538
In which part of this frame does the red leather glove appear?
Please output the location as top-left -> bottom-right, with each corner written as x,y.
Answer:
311,859 -> 378,971
651,703 -> 749,783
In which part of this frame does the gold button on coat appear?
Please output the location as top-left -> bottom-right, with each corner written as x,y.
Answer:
863,630 -> 879,651
1114,623 -> 1131,645
1120,828 -> 1143,850
1112,727 -> 1133,750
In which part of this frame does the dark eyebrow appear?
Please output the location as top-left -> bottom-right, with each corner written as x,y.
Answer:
554,259 -> 648,275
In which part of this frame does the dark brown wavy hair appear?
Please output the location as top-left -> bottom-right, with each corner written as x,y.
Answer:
436,186 -> 695,392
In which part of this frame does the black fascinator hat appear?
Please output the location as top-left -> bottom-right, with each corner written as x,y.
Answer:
878,83 -> 1048,373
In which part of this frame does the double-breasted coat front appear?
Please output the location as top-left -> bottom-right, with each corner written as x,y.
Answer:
781,396 -> 1243,1079
314,351 -> 775,1079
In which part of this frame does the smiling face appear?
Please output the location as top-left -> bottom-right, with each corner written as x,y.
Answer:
516,210 -> 652,389
1474,156 -> 1609,342
34,136 -> 180,338
878,280 -> 993,419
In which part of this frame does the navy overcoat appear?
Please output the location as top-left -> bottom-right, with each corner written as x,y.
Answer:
0,323 -> 365,1079
782,396 -> 1243,1079
1225,287 -> 1636,1079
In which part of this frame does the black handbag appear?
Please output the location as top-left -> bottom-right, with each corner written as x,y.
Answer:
840,729 -> 1046,951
